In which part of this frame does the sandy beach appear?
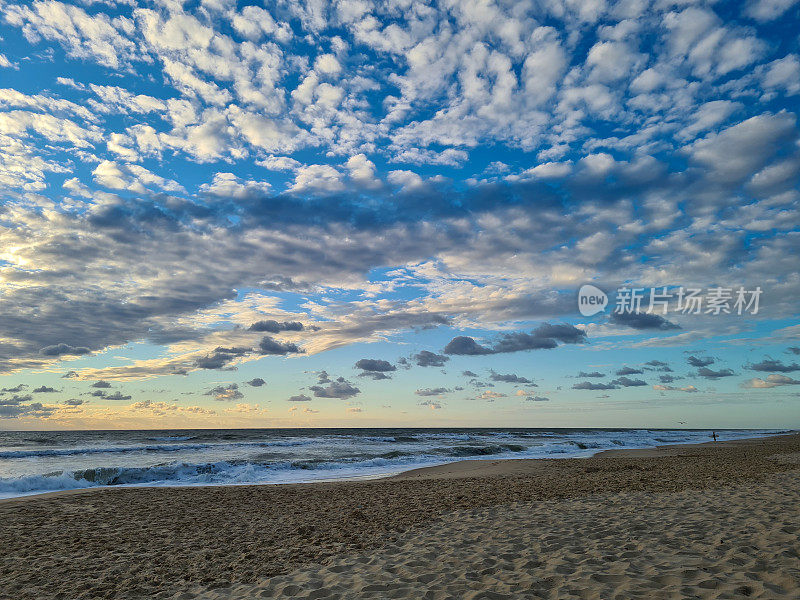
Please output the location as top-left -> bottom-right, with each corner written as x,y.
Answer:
2,434 -> 799,599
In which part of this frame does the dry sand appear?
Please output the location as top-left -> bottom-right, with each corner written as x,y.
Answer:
1,434 -> 799,599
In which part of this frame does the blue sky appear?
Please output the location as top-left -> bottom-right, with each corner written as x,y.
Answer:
0,0 -> 799,429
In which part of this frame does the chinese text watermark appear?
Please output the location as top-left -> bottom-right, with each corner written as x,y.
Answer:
579,285 -> 762,316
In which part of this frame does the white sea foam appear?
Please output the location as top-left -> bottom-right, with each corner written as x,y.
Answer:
0,428 -> 786,499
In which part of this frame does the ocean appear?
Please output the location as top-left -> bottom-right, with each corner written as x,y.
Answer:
0,428 -> 786,499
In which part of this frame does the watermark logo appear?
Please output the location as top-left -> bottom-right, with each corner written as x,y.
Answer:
577,285 -> 763,316
578,284 -> 608,316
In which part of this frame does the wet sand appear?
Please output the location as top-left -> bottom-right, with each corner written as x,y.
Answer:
1,433 -> 799,599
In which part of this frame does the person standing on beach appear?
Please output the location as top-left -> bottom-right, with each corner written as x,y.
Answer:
712,431 -> 717,442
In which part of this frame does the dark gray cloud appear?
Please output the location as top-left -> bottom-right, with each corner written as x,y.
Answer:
309,378 -> 360,399
644,360 -> 672,372
64,398 -> 85,406
748,359 -> 800,372
246,378 -> 266,387
39,343 -> 91,356
687,356 -> 715,367
0,394 -> 33,405
659,374 -> 678,383
525,396 -> 550,402
415,387 -> 451,396
248,320 -> 305,333
489,371 -> 533,384
92,380 -> 112,388
258,336 -> 303,355
104,391 -> 132,400
787,347 -> 800,355
204,384 -> 242,401
444,323 -> 586,355
462,370 -> 478,377
610,377 -> 647,387
288,394 -> 311,402
412,350 -> 449,367
577,371 -> 605,378
0,402 -> 56,419
195,346 -> 251,369
355,359 -> 396,372
615,366 -> 643,376
1,384 -> 27,393
32,386 -> 58,393
444,336 -> 493,355
609,312 -> 680,330
645,360 -> 669,368
360,371 -> 392,380
698,367 -> 736,379
573,382 -> 618,390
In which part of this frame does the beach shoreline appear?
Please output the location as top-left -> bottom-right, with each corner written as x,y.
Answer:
0,429 -> 790,504
2,432 -> 799,599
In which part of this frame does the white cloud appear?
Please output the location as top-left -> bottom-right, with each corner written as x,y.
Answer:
745,0 -> 799,22
290,164 -> 343,192
762,55 -> 800,95
92,160 -> 185,193
200,172 -> 271,199
4,1 -> 141,68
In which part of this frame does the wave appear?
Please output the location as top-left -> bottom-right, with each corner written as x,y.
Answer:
0,429 -> 786,498
0,438 -> 318,460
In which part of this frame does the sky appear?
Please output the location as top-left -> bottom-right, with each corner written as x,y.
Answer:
0,0 -> 799,430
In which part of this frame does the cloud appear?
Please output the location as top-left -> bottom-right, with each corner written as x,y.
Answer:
415,387 -> 450,396
573,382 -> 617,390
644,360 -> 672,372
615,366 -> 643,376
741,373 -> 800,388
258,336 -> 303,355
687,356 -> 715,367
577,371 -> 605,378
354,359 -> 396,372
40,343 -> 91,356
489,371 -> 533,384
204,384 -> 243,401
747,358 -> 800,372
610,377 -> 648,387
411,350 -> 449,367
1,384 -> 27,393
287,393 -> 312,402
653,385 -> 699,392
444,324 -> 586,355
309,378 -> 360,399
609,312 -> 680,330
0,401 -> 57,419
524,396 -> 550,402
444,336 -> 493,355
246,378 -> 266,387
697,367 -> 736,379
249,320 -> 305,333
92,380 -> 112,388
104,391 -> 132,401
32,386 -> 58,393
195,346 -> 251,369
419,399 -> 442,410
477,390 -> 506,401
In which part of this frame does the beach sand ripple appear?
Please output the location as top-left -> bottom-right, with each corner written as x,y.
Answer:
185,471 -> 800,599
1,435 -> 798,599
